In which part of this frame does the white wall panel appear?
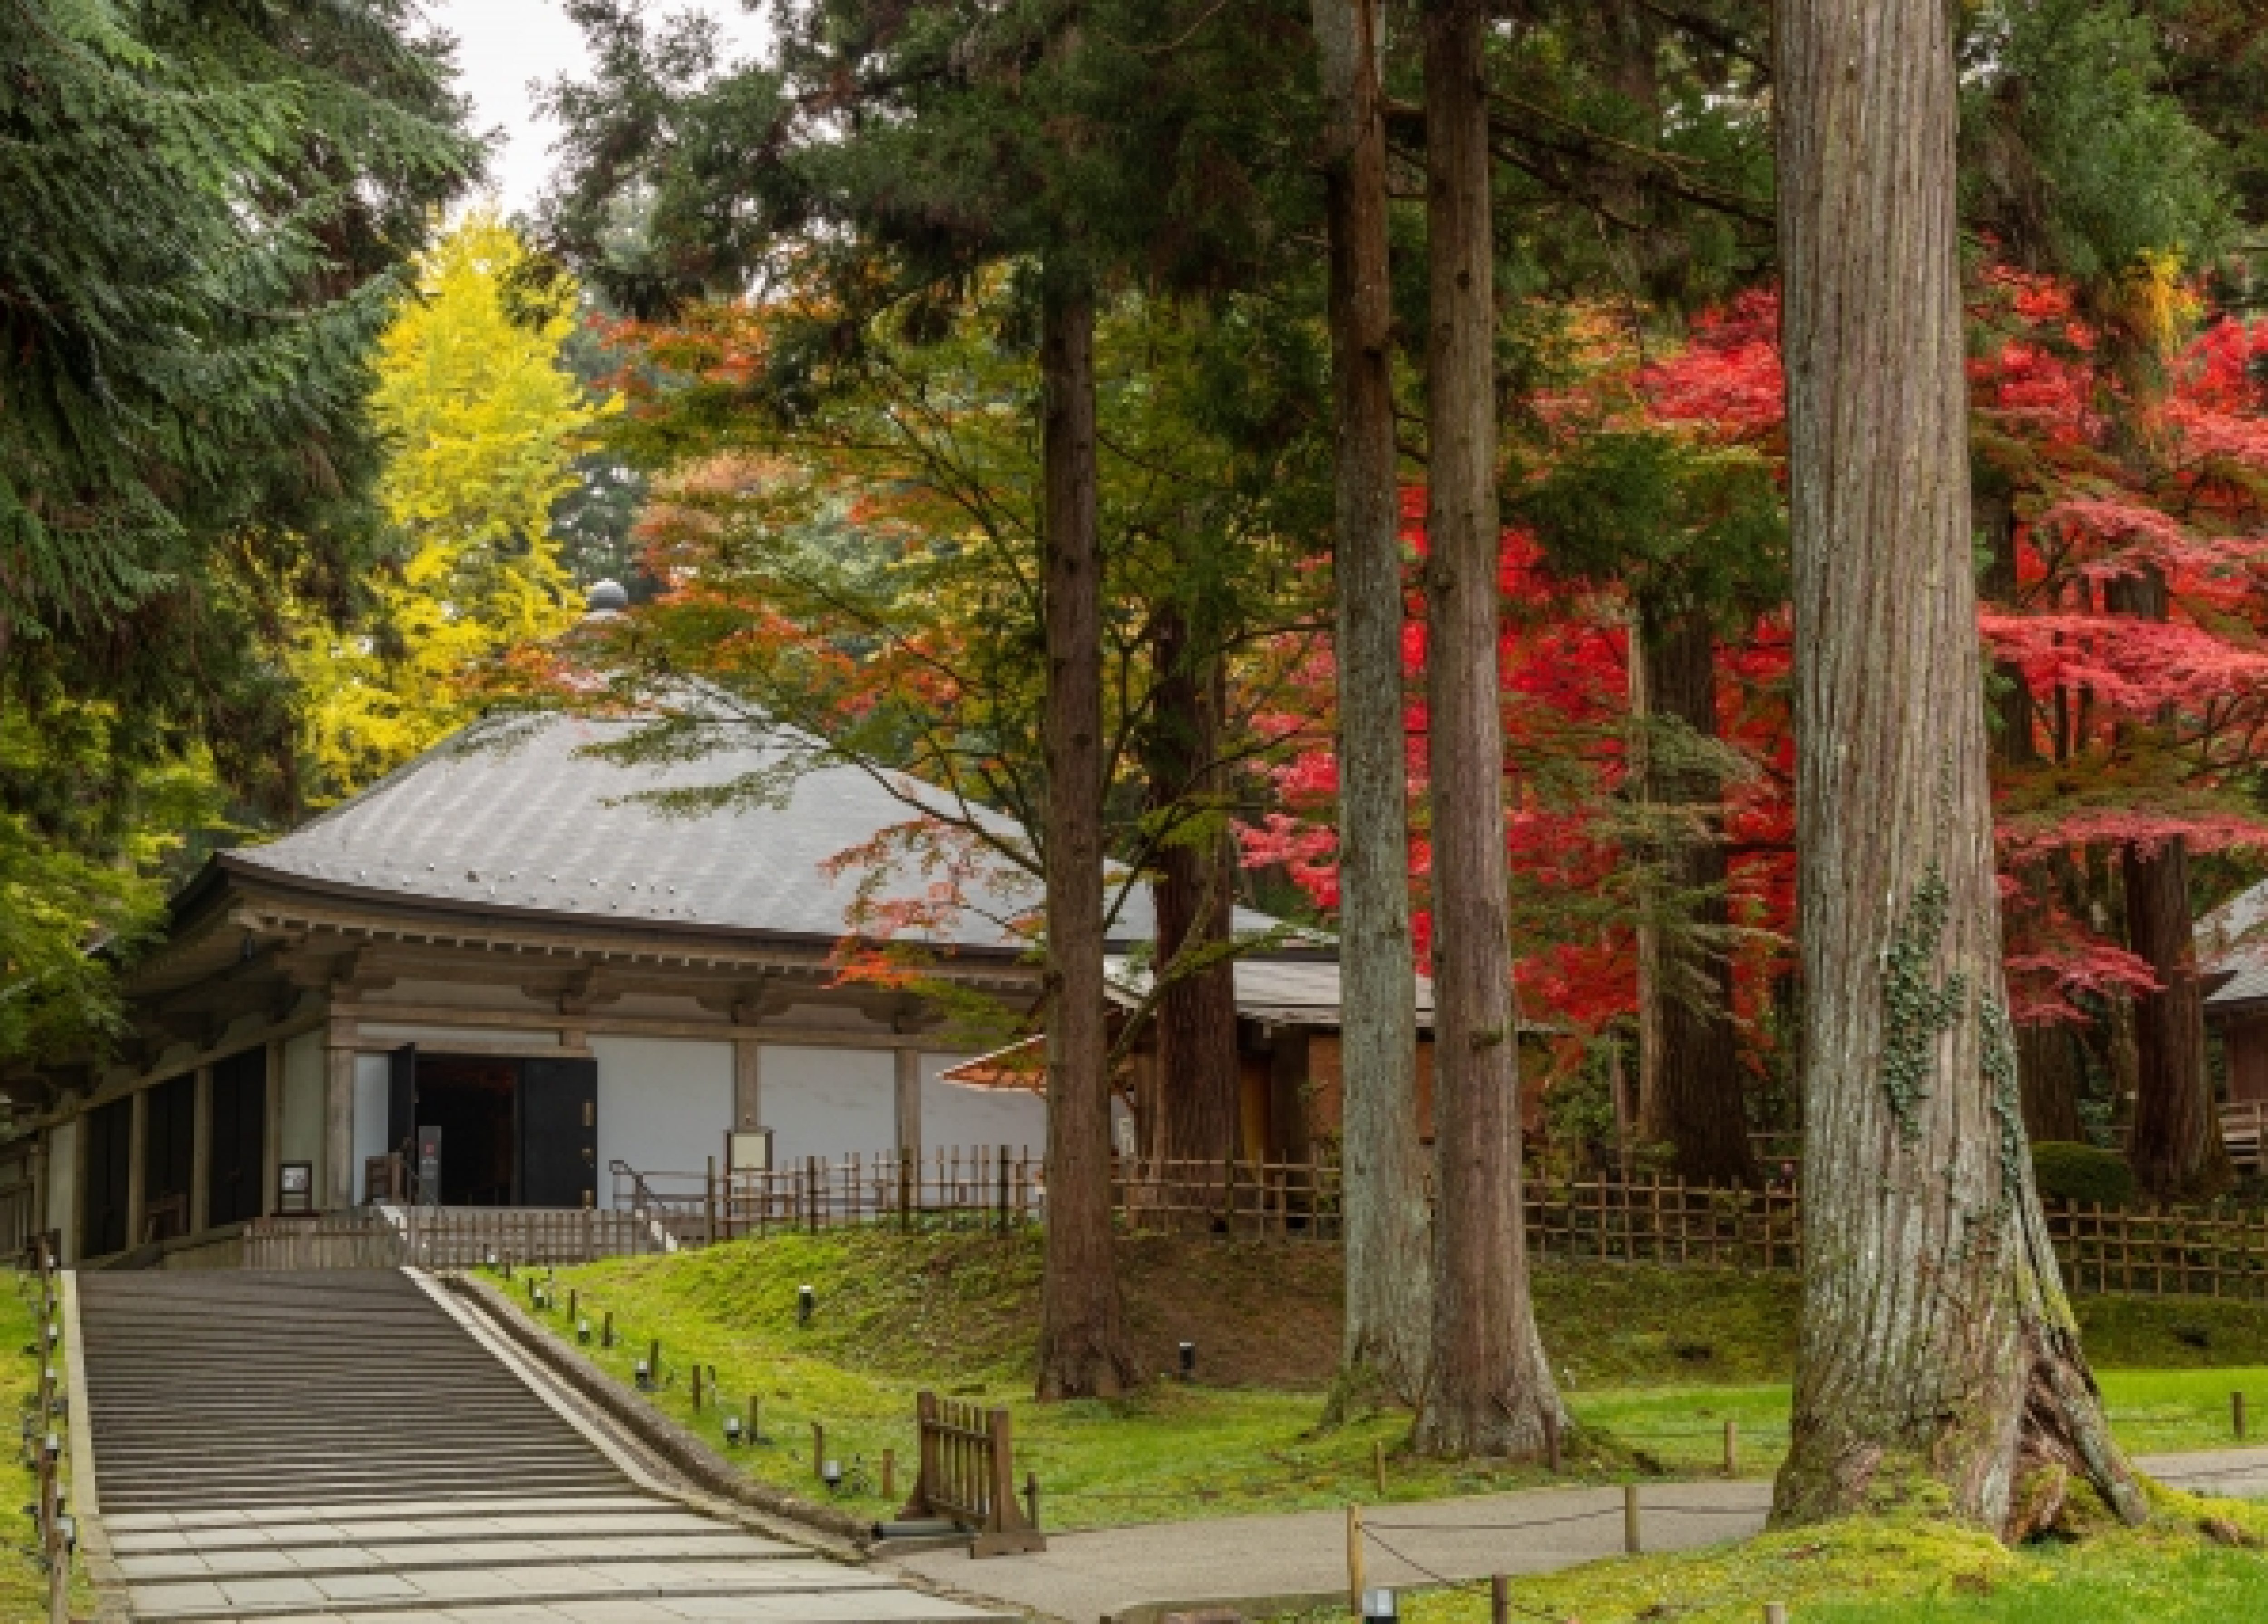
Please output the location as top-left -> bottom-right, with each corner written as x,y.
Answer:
352,1054 -> 392,1203
917,1056 -> 1046,1156
593,1036 -> 733,1206
45,1123 -> 77,1264
759,1046 -> 896,1163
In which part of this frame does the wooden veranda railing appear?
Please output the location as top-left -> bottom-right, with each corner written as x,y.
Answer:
243,1205 -> 673,1270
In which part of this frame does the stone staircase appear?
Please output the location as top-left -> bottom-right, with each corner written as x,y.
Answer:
74,1270 -> 1009,1624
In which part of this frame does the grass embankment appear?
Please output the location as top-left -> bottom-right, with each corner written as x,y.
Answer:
0,1273 -> 86,1624
519,1229 -> 2268,1532
1277,1484 -> 2268,1623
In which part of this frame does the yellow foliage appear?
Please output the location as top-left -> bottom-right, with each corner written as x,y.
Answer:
294,212 -> 614,800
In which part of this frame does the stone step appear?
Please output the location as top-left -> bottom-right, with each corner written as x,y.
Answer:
127,1561 -> 901,1622
116,1531 -> 803,1582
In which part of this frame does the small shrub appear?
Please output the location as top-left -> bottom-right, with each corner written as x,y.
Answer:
2032,1140 -> 2136,1208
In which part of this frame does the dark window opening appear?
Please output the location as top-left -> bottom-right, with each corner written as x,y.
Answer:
207,1047 -> 267,1227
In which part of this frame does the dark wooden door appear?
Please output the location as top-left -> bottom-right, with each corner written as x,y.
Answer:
518,1058 -> 598,1208
83,1097 -> 132,1257
141,1075 -> 195,1238
206,1048 -> 268,1226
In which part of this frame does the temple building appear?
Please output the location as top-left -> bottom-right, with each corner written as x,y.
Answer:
0,704 -> 1426,1265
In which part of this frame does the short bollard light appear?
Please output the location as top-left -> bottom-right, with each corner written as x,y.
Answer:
485,1247 -> 499,1268
634,1359 -> 654,1391
44,1322 -> 58,1350
1178,1340 -> 1196,1379
723,1415 -> 744,1447
821,1458 -> 843,1493
41,1432 -> 59,1461
798,1284 -> 815,1326
577,1318 -> 593,1345
55,1514 -> 75,1554
1362,1587 -> 1398,1624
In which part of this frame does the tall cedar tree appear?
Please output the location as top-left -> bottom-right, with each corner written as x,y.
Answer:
1413,0 -> 1564,1459
1310,0 -> 1431,1405
1773,0 -> 2141,1529
539,0 -> 1313,1396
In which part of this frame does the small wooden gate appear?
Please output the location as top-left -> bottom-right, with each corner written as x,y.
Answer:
900,1391 -> 1045,1556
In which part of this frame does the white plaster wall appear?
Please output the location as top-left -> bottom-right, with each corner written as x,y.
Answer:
280,1030 -> 327,1194
352,1054 -> 392,1203
918,1056 -> 1046,1155
759,1046 -> 896,1162
45,1123 -> 76,1264
592,1036 -> 733,1207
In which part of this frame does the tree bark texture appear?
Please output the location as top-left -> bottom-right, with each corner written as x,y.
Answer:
2102,569 -> 2231,1198
2016,1023 -> 2085,1144
1034,274 -> 1138,1400
1312,0 -> 1432,1404
1145,603 -> 1243,1167
1412,0 -> 1563,1460
1772,0 -> 2142,1531
2121,837 -> 2230,1196
1631,607 -> 1757,1185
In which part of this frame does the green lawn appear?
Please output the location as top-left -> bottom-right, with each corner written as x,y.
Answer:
526,1230 -> 2268,1531
0,1270 -> 85,1624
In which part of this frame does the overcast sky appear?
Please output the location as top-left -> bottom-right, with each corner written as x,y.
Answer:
435,0 -> 772,215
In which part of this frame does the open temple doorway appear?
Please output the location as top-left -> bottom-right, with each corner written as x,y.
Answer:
385,1049 -> 600,1208
415,1057 -> 518,1205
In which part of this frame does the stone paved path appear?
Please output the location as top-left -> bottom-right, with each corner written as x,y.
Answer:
891,1447 -> 2268,1624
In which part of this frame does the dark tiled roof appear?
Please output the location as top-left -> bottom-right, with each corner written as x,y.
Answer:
224,716 -> 1276,951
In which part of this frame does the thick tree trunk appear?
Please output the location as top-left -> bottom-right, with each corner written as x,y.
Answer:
1412,0 -> 1562,1460
2122,838 -> 2231,1196
2017,1024 -> 2086,1144
1632,607 -> 1756,1185
2102,569 -> 2231,1198
1772,0 -> 2141,1532
1145,604 -> 1243,1167
1034,271 -> 1137,1400
1311,0 -> 1431,1404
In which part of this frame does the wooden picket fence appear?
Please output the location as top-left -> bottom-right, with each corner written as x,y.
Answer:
230,1147 -> 2268,1304
244,1205 -> 672,1270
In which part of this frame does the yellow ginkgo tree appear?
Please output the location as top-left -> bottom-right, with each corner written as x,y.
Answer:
296,212 -> 614,800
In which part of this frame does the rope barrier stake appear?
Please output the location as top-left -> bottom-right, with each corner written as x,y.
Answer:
1724,1419 -> 1739,1477
1347,1505 -> 1364,1611
1764,1605 -> 1788,1624
1491,1574 -> 1510,1624
1624,1483 -> 1642,1555
1374,1439 -> 1387,1496
2236,1391 -> 2247,1442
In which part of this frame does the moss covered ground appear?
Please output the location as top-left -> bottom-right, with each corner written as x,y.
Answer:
1277,1485 -> 2268,1623
528,1229 -> 2268,1533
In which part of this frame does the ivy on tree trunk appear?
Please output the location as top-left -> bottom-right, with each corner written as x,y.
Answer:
1773,0 -> 2143,1532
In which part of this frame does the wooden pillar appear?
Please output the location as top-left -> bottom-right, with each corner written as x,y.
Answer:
1267,1028 -> 1314,1164
325,1042 -> 355,1211
735,1039 -> 762,1130
894,1047 -> 922,1161
262,1040 -> 284,1219
124,1086 -> 149,1249
189,1065 -> 213,1233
